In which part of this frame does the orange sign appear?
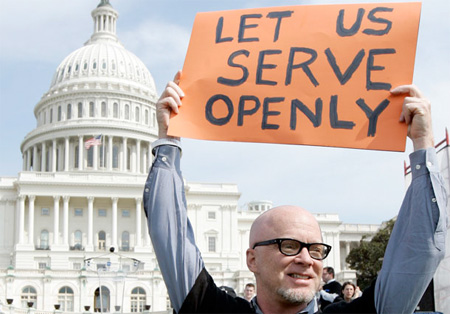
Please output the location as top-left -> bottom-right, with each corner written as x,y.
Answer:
169,2 -> 421,151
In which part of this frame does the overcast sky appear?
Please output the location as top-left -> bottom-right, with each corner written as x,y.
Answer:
0,0 -> 449,224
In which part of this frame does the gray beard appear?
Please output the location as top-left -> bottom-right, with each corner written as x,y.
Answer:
276,287 -> 315,305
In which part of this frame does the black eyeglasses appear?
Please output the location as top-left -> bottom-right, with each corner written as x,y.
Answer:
252,238 -> 331,260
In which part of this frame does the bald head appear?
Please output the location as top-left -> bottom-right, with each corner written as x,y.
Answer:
249,205 -> 322,248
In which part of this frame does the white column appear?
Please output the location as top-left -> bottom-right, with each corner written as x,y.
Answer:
108,135 -> 113,171
63,196 -> 70,246
345,242 -> 351,270
32,145 -> 38,171
64,137 -> 70,171
136,139 -> 141,174
333,232 -> 340,273
28,195 -> 35,245
52,139 -> 57,172
18,195 -> 26,244
78,135 -> 84,170
86,197 -> 94,251
41,142 -> 47,172
26,149 -> 31,170
53,196 -> 60,246
112,197 -> 118,249
135,198 -> 142,247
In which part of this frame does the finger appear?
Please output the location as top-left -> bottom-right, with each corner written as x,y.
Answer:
173,70 -> 182,85
167,81 -> 185,98
390,84 -> 423,98
158,96 -> 180,114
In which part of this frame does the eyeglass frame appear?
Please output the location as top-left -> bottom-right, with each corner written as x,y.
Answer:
252,238 -> 332,260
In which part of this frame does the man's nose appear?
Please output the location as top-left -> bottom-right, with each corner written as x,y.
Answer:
293,247 -> 314,265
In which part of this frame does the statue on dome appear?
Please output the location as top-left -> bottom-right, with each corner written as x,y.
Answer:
98,0 -> 111,7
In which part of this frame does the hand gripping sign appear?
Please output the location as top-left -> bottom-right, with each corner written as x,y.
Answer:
169,2 -> 421,151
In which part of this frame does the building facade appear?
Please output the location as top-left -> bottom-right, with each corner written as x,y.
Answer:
0,1 -> 380,313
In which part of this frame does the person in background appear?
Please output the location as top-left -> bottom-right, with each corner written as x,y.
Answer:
322,267 -> 342,295
341,282 -> 356,303
243,283 -> 256,302
320,267 -> 342,310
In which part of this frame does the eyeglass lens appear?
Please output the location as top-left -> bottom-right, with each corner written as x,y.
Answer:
280,239 -> 327,259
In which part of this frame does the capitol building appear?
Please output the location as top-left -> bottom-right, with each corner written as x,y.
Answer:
4,1 -> 435,313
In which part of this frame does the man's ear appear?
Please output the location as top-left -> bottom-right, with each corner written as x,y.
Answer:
246,248 -> 258,273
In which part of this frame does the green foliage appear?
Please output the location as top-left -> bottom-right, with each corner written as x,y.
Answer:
345,218 -> 395,290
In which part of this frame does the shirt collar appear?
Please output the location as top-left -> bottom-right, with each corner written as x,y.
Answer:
251,296 -> 318,314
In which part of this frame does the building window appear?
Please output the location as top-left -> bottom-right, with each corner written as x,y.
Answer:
101,101 -> 107,117
122,210 -> 130,217
130,287 -> 146,313
121,231 -> 130,251
21,286 -> 37,309
40,230 -> 49,249
145,109 -> 149,125
74,146 -> 79,168
73,230 -> 83,250
78,102 -> 83,118
67,104 -> 72,120
208,236 -> 216,252
125,104 -> 130,120
87,147 -> 93,167
38,262 -> 47,269
98,209 -> 107,217
98,231 -> 106,250
58,105 -> 62,121
50,108 -> 53,123
58,286 -> 74,312
99,145 -> 105,168
89,102 -> 95,117
126,146 -> 131,170
135,107 -> 140,122
73,262 -> 81,270
152,112 -> 156,127
208,212 -> 216,220
112,145 -> 119,169
41,208 -> 50,216
75,208 -> 83,216
113,102 -> 119,118
43,111 -> 47,124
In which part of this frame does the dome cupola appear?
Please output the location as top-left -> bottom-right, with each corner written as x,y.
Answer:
20,1 -> 159,175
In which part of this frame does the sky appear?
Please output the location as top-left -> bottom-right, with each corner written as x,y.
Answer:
0,0 -> 449,224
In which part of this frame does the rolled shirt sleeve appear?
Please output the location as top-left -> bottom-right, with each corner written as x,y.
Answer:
375,147 -> 448,313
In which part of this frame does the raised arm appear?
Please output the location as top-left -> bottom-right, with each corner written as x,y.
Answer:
374,85 -> 448,313
143,71 -> 204,312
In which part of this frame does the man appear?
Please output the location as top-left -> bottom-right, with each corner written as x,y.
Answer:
322,267 -> 342,295
320,267 -> 342,310
244,283 -> 256,302
144,71 -> 447,313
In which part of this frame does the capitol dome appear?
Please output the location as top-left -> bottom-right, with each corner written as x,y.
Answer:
47,0 -> 156,97
20,0 -> 159,175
